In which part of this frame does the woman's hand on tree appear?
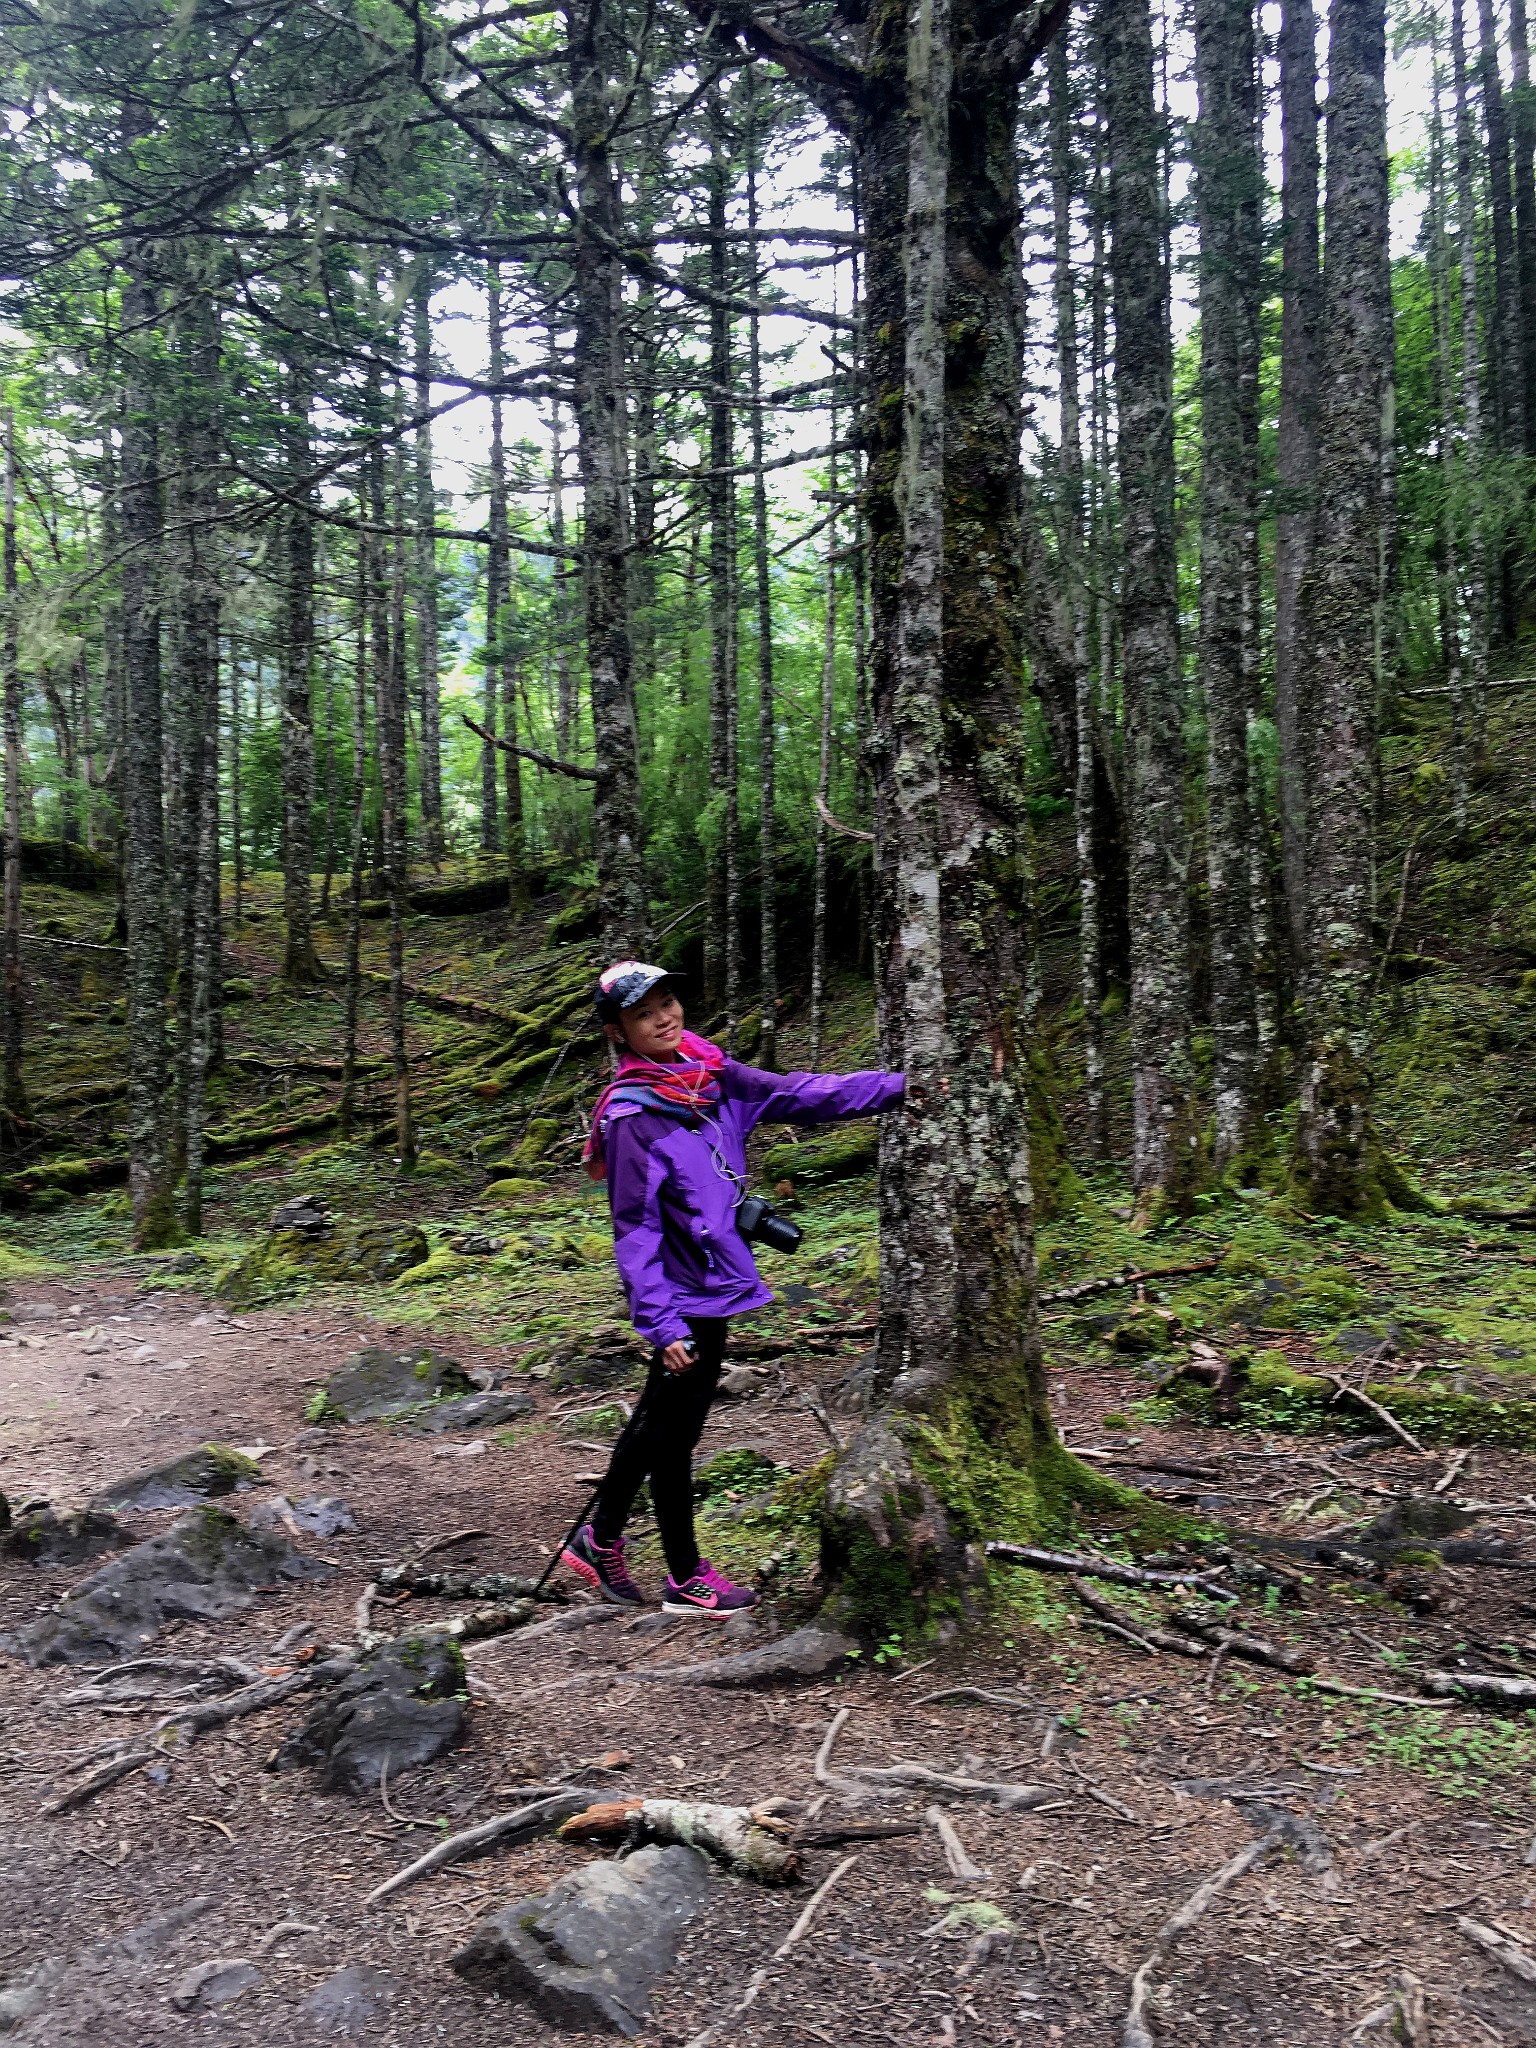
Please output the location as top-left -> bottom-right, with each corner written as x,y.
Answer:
662,1338 -> 695,1374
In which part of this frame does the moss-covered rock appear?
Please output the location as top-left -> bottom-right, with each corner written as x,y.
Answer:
92,1443 -> 264,1513
217,1220 -> 430,1302
1166,1354 -> 1536,1448
762,1126 -> 879,1189
391,1247 -> 474,1289
319,1345 -> 478,1422
483,1177 -> 548,1204
1,1504 -> 125,1567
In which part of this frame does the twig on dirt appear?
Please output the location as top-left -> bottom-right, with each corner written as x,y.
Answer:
797,1386 -> 843,1449
1422,1669 -> 1536,1708
925,1805 -> 987,1879
791,1818 -> 921,1848
834,1761 -> 1055,1809
1432,1450 -> 1470,1496
913,1686 -> 1036,1709
1458,1916 -> 1536,1985
255,1919 -> 319,1955
379,1753 -> 437,1830
1069,1580 -> 1210,1659
364,1788 -> 596,1905
684,1855 -> 860,2048
1319,1374 -> 1426,1455
355,1584 -> 378,1639
1062,1754 -> 1141,1824
152,1658 -> 353,1749
986,1544 -> 1233,1597
1308,1676 -> 1453,1710
1348,1971 -> 1429,2046
413,1527 -> 492,1561
813,1707 -> 850,1787
1122,1831 -> 1281,2048
40,1750 -> 152,1816
1039,1258 -> 1224,1306
1204,1645 -> 1229,1699
1357,1820 -> 1422,1859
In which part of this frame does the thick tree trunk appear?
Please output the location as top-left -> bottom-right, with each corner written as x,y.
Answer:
747,92 -> 779,1073
1294,0 -> 1397,1214
1102,0 -> 1200,1218
118,134 -> 178,1248
338,551 -> 368,1138
1431,58 -> 1471,840
1453,0 -> 1491,786
822,0 -> 1064,1636
705,94 -> 735,1014
1,408 -> 25,1131
482,264 -> 506,857
1049,33 -> 1105,1158
1274,0 -> 1321,975
1509,0 -> 1536,457
810,428 -> 837,1068
1480,0 -> 1527,475
280,345 -> 319,984
1194,0 -> 1261,1170
568,0 -> 652,959
413,270 -> 445,863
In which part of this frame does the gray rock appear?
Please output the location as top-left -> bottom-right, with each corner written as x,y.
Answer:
10,1301 -> 60,1324
1,1504 -> 125,1567
93,1442 -> 264,1512
169,1958 -> 261,2010
272,1633 -> 466,1790
218,1220 -> 430,1305
1355,1494 -> 1477,1561
301,1965 -> 398,2035
249,1494 -> 356,1537
451,1843 -> 711,2035
547,1341 -> 647,1393
271,1193 -> 332,1236
0,1507 -> 333,1667
395,1390 -> 532,1434
630,1623 -> 856,1689
0,1899 -> 213,2033
320,1346 -> 476,1422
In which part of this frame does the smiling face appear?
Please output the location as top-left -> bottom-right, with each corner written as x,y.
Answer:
609,983 -> 684,1059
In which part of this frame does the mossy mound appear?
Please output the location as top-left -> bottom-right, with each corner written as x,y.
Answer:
391,1247 -> 474,1289
762,1126 -> 879,1190
20,837 -> 117,891
483,1177 -> 548,1204
1,1504 -> 126,1567
0,1244 -> 62,1283
217,1220 -> 430,1302
1166,1353 -> 1536,1449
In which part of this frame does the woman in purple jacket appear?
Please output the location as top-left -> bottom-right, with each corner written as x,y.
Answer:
563,959 -> 904,1615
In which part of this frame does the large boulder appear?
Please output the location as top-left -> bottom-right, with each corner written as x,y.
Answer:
312,1345 -> 476,1423
92,1443 -> 263,1513
451,1844 -> 711,2035
302,1965 -> 400,2035
0,1506 -> 334,1667
217,1221 -> 430,1303
272,1634 -> 466,1790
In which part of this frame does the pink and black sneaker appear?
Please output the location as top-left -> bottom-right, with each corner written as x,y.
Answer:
561,1524 -> 645,1606
662,1559 -> 760,1616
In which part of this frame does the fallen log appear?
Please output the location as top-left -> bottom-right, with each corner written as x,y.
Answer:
40,1749 -> 153,1816
558,1797 -> 802,1884
1167,1613 -> 1315,1675
375,1565 -> 553,1603
1040,1257 -> 1224,1306
1069,1580 -> 1210,1658
1458,1915 -> 1536,1985
986,1543 -> 1234,1596
1421,1669 -> 1536,1709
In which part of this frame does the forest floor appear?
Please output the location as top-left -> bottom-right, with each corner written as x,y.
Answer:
3,687 -> 1536,2044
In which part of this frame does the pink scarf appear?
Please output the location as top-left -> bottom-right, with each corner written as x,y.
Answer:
583,1030 -> 725,1181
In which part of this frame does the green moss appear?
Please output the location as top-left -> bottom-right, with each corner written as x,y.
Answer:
392,1247 -> 473,1289
762,1126 -> 879,1189
483,1177 -> 548,1203
0,1243 -> 62,1282
1167,1354 -> 1536,1448
304,1388 -> 342,1424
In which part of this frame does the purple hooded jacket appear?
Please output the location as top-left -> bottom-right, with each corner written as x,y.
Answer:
601,1059 -> 905,1347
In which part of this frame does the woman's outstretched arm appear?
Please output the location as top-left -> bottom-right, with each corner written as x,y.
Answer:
725,1061 -> 905,1132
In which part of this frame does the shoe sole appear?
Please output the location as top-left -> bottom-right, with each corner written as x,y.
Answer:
660,1597 -> 760,1617
561,1549 -> 644,1606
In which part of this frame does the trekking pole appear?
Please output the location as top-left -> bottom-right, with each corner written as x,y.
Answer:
530,1373 -> 659,1599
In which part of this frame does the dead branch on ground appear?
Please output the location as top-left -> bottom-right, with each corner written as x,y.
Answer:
559,1797 -> 802,1883
1122,1831 -> 1281,2048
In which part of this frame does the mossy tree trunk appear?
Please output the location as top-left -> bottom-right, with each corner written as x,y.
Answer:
1294,0 -> 1398,1216
1101,0 -> 1201,1220
820,0 -> 1071,1634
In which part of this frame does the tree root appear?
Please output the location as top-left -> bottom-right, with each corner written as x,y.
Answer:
1122,1831 -> 1281,2048
365,1787 -> 598,1905
986,1543 -> 1234,1596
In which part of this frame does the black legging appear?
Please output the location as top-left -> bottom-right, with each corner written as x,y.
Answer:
590,1317 -> 727,1583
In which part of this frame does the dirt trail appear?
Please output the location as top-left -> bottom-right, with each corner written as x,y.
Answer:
2,1275 -> 1535,2046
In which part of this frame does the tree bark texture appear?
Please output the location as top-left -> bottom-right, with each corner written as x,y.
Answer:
1,408 -> 25,1129
1102,0 -> 1199,1216
1295,0 -> 1394,1213
747,93 -> 780,1073
568,0 -> 652,959
483,263 -> 507,855
1508,0 -> 1536,457
118,112 -> 178,1247
1479,0 -> 1527,466
413,269 -> 445,862
1193,0 -> 1261,1170
1453,0 -> 1491,775
280,341 -> 319,983
1273,0 -> 1321,974
705,93 -> 735,1015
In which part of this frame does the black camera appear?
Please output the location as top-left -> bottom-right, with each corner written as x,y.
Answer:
736,1194 -> 803,1255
